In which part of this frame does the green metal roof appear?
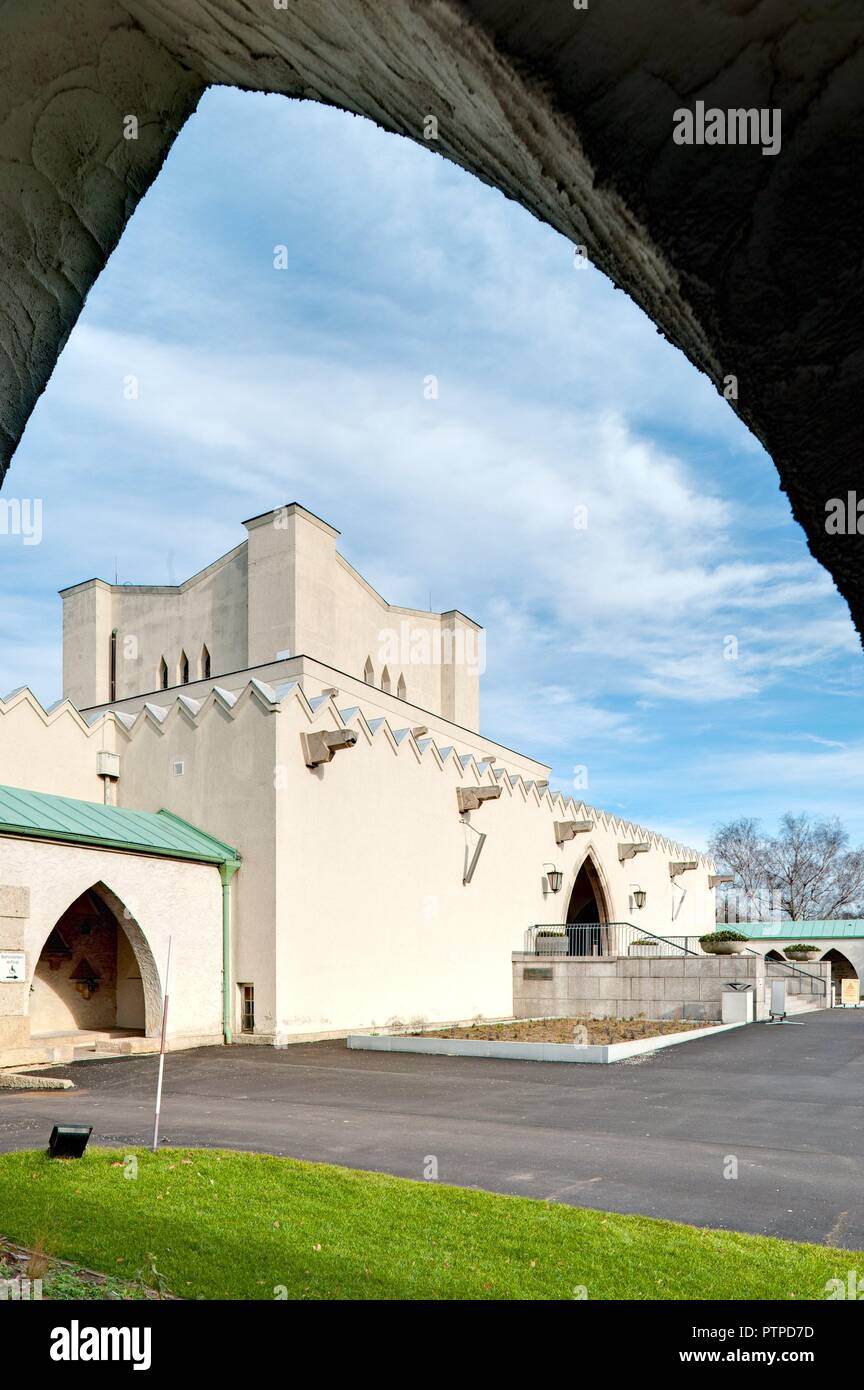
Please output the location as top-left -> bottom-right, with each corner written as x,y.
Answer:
0,784 -> 240,867
736,921 -> 864,940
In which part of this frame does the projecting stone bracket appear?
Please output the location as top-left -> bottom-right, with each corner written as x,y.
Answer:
618,842 -> 650,862
669,860 -> 699,878
709,874 -> 734,888
457,786 -> 502,814
301,728 -> 358,768
554,819 -> 594,844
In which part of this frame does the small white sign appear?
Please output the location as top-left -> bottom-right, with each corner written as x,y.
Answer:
0,951 -> 26,983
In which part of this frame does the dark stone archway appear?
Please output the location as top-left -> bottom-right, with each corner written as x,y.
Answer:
566,855 -> 610,926
1,3 -> 863,632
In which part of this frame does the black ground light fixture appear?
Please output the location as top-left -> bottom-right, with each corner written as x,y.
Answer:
47,1124 -> 92,1159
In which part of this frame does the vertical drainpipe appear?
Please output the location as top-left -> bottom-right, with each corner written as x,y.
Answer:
219,860 -> 241,1044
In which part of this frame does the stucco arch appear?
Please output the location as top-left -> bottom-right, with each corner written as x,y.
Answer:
564,846 -> 615,927
88,882 -> 163,1036
1,3 -> 862,633
31,879 -> 163,1038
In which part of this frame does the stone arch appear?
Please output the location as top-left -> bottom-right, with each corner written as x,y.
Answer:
1,5 -> 860,636
820,948 -> 858,982
765,949 -> 786,962
363,656 -> 375,685
381,665 -> 392,694
200,644 -> 211,679
396,673 -> 407,700
31,880 -> 162,1039
159,656 -> 169,690
179,650 -> 189,685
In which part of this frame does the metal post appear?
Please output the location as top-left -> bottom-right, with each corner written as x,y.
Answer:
152,936 -> 172,1152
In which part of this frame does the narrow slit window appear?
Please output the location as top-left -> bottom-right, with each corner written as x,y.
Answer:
240,984 -> 255,1034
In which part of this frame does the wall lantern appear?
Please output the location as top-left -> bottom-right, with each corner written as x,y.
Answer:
544,866 -> 563,894
69,958 -> 101,1000
632,888 -> 647,910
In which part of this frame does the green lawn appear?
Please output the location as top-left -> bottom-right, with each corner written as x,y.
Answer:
0,1147 -> 851,1300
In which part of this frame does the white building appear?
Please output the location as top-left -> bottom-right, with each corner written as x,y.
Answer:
0,503 -> 720,1067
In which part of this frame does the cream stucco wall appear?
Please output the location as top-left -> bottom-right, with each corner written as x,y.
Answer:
61,504 -> 482,728
79,677 -> 715,1042
0,688 -> 119,799
3,672 -> 716,1049
114,691 -> 279,1038
82,654 -> 546,780
61,543 -> 249,709
269,693 -> 716,1037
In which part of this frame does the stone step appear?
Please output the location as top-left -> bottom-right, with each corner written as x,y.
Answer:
97,1036 -> 160,1056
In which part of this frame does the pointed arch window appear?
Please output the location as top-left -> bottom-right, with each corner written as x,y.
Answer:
201,644 -> 211,680
159,657 -> 168,690
363,656 -> 375,685
397,673 -> 407,700
179,651 -> 189,685
381,665 -> 391,694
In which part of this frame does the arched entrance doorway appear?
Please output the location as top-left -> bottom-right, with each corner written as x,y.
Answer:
820,949 -> 859,1005
30,884 -> 160,1042
565,855 -> 611,955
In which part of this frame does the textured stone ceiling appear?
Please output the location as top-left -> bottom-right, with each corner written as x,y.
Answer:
1,1 -> 862,630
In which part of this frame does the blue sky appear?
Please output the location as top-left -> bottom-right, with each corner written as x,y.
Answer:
2,89 -> 862,848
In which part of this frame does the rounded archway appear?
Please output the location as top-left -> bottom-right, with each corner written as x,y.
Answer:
30,882 -> 162,1041
765,949 -> 786,962
820,949 -> 859,1004
564,853 -> 612,955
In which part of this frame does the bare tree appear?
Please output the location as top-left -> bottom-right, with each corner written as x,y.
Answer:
710,814 -> 864,922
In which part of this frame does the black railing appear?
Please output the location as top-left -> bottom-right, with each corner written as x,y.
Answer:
750,950 -> 828,997
523,922 -> 828,999
525,922 -> 699,958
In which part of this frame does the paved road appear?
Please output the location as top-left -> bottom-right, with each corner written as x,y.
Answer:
2,1010 -> 862,1249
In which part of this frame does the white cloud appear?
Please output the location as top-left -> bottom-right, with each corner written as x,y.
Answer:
4,89 -> 861,838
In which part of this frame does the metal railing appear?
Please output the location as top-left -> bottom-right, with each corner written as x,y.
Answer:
756,952 -> 828,998
525,922 -> 699,958
523,923 -> 828,998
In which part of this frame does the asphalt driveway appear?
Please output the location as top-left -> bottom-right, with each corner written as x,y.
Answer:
2,1009 -> 862,1248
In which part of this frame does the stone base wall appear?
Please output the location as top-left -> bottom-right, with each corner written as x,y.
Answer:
512,954 -> 831,1022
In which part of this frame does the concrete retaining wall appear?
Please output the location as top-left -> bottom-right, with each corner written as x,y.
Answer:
512,953 -> 831,1022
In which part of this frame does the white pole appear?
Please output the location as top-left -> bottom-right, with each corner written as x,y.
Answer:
152,937 -> 172,1153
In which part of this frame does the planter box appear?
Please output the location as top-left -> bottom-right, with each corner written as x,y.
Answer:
347,1021 -> 747,1065
534,933 -> 568,956
701,941 -> 748,955
785,951 -> 820,962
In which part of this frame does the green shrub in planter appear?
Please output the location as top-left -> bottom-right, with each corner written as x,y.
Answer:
699,929 -> 750,956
